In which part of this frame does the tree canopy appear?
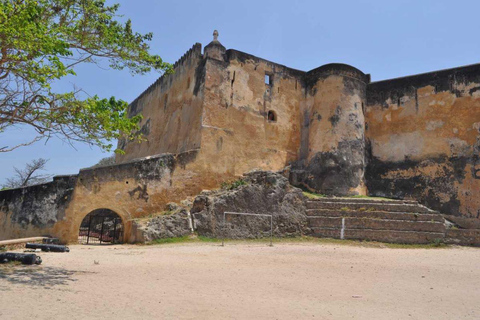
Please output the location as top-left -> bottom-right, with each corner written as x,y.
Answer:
3,158 -> 52,188
0,0 -> 172,152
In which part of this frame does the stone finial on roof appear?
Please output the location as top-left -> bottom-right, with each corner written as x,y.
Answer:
204,30 -> 225,61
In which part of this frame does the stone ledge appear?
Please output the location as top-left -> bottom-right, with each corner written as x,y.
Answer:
306,209 -> 444,222
306,201 -> 432,213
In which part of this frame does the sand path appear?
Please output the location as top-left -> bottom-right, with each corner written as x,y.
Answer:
1,242 -> 479,319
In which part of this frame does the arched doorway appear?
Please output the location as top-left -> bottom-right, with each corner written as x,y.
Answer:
78,209 -> 123,244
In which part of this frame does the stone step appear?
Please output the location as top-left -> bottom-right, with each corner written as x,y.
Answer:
306,209 -> 444,222
311,227 -> 444,244
306,201 -> 432,213
306,197 -> 418,205
308,217 -> 446,233
445,229 -> 480,246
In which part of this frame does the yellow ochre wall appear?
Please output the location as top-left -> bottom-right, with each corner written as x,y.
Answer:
366,65 -> 480,218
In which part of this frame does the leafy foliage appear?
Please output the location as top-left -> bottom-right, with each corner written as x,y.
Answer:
0,0 -> 172,152
221,179 -> 247,190
3,158 -> 52,188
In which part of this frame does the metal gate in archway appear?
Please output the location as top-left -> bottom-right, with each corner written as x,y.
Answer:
78,209 -> 123,245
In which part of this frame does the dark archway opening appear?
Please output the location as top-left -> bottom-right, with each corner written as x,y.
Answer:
78,209 -> 123,245
267,110 -> 277,122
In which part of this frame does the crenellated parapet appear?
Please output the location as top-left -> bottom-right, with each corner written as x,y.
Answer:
128,43 -> 202,117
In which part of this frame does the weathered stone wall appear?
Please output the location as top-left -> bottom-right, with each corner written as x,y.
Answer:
0,152 -> 214,243
295,64 -> 369,196
4,36 -> 480,244
198,50 -> 304,178
366,64 -> 480,218
116,39 -> 373,199
116,43 -> 205,162
0,175 -> 76,241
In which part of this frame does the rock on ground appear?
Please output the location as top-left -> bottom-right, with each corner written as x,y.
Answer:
134,203 -> 192,242
191,171 -> 308,238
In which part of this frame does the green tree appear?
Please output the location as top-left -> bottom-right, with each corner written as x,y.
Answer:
0,0 -> 172,152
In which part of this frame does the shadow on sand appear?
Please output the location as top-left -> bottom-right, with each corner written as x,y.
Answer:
0,265 -> 92,288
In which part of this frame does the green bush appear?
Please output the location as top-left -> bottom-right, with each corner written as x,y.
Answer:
221,179 -> 247,190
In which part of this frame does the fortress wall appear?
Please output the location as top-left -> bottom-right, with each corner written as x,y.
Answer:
295,64 -> 368,196
0,152 -> 216,243
117,43 -> 205,163
366,64 -> 480,218
197,50 -> 304,179
0,175 -> 77,241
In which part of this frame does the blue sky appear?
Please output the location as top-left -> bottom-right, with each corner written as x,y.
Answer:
1,0 -> 479,184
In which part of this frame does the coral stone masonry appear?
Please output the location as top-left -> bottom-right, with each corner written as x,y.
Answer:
1,31 -> 479,244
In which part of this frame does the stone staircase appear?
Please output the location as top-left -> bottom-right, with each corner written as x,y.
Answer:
307,197 -> 446,244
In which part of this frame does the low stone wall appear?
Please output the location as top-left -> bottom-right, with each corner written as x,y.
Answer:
0,175 -> 77,241
0,151 -> 205,243
445,229 -> 480,246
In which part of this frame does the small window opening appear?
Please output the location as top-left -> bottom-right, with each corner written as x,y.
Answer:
164,94 -> 168,110
295,80 -> 298,90
267,110 -> 277,122
231,71 -> 236,88
187,77 -> 191,89
265,73 -> 272,86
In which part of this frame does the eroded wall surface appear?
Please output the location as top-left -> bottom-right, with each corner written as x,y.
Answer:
296,64 -> 368,195
0,152 -> 214,243
0,176 -> 76,241
198,50 -> 304,177
366,64 -> 480,218
116,43 -> 205,163
4,39 -> 480,244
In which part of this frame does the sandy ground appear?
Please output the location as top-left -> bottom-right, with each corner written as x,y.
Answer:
0,241 -> 479,320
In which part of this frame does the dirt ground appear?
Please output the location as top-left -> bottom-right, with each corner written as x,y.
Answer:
0,241 -> 479,320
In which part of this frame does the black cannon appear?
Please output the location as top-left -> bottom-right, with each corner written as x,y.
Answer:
43,238 -> 60,245
0,252 -> 42,265
25,243 -> 70,252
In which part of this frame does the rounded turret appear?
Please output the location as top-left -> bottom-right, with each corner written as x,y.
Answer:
303,63 -> 369,195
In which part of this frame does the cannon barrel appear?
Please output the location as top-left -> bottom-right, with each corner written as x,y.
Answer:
25,243 -> 70,252
0,252 -> 42,265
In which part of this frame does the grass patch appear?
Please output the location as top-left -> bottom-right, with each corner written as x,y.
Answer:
221,179 -> 247,190
302,191 -> 327,199
349,195 -> 395,201
430,238 -> 446,247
